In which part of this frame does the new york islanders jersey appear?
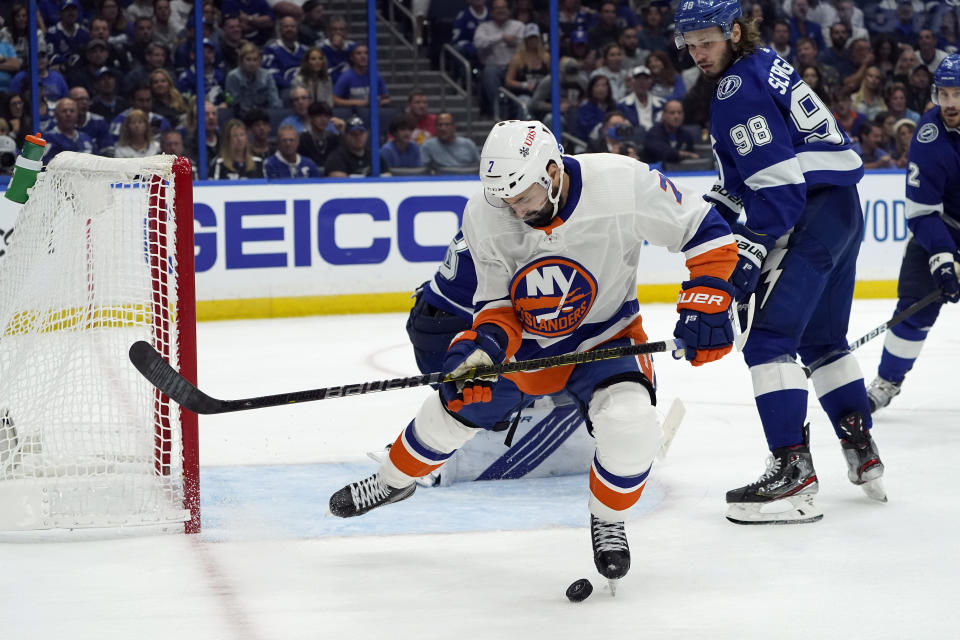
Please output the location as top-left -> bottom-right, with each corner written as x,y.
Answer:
903,107 -> 960,255
706,48 -> 863,242
462,154 -> 737,396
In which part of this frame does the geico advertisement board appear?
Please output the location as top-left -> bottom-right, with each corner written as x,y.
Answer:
191,171 -> 909,303
0,169 -> 912,316
192,179 -> 468,301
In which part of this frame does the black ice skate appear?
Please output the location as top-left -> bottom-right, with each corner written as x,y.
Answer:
726,428 -> 822,525
328,472 -> 416,518
866,376 -> 901,413
591,515 -> 630,595
838,412 -> 887,502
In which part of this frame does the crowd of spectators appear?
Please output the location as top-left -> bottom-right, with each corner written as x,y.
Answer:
0,1 -> 957,177
445,0 -> 956,166
0,0 -> 481,178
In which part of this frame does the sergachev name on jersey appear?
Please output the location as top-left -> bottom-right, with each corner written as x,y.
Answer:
767,55 -> 794,96
510,257 -> 597,337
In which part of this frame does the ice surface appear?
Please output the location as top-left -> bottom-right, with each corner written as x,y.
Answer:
2,301 -> 958,639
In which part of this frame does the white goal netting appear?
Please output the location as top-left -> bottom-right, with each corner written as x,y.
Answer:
0,152 -> 197,532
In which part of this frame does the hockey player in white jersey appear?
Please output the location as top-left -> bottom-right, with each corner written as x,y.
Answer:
674,0 -> 885,524
330,120 -> 738,588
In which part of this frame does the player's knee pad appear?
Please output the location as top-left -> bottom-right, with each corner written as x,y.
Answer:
588,381 -> 661,475
808,352 -> 863,399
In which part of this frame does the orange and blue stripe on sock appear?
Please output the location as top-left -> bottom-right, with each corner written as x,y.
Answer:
589,454 -> 650,512
387,421 -> 456,478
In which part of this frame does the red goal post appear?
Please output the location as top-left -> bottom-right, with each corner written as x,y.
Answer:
0,152 -> 199,534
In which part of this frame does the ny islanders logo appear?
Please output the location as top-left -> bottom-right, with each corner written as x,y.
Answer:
510,257 -> 598,337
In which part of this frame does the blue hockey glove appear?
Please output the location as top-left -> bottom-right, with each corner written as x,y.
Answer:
929,252 -> 960,303
440,325 -> 507,411
674,276 -> 735,366
730,224 -> 770,302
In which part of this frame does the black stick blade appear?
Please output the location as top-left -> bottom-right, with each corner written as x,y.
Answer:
128,341 -> 224,414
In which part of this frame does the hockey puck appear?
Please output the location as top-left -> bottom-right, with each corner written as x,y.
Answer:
565,578 -> 593,602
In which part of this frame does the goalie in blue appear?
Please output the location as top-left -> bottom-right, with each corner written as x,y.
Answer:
674,0 -> 885,524
866,54 -> 960,413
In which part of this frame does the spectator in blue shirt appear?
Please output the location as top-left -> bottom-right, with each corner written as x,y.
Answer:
280,86 -> 312,133
43,97 -> 95,164
380,114 -> 422,169
264,15 -> 307,92
265,123 -> 321,178
46,0 -> 90,69
788,0 -> 826,52
332,44 -> 390,109
10,50 -> 69,102
321,15 -> 356,84
69,86 -> 110,154
577,74 -> 616,139
850,122 -> 894,169
452,0 -> 490,62
177,39 -> 227,106
0,40 -> 22,92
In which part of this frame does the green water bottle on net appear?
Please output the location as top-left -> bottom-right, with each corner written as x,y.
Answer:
4,132 -> 47,204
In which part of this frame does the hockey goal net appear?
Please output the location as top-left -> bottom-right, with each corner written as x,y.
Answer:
0,152 -> 199,533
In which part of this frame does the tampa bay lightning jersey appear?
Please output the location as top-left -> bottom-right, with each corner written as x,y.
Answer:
262,40 -> 307,90
903,106 -> 960,255
422,230 -> 478,322
706,48 -> 863,242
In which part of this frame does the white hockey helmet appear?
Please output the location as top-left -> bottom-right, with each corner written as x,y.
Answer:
479,120 -> 564,209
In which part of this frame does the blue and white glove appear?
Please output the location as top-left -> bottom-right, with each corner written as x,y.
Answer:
730,224 -> 770,302
440,325 -> 507,411
929,252 -> 960,303
674,276 -> 735,366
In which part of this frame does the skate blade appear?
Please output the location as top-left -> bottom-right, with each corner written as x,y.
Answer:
726,494 -> 824,525
606,578 -> 619,597
860,477 -> 887,502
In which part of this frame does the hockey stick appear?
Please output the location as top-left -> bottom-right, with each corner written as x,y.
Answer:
731,293 -> 755,352
129,338 -> 686,415
802,288 -> 943,376
656,398 -> 686,461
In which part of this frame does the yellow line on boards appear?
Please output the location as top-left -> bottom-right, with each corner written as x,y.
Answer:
195,281 -> 899,321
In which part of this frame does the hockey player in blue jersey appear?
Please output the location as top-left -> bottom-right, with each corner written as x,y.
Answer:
866,55 -> 960,413
674,0 -> 885,524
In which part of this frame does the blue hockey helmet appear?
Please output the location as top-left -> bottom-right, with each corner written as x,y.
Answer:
934,54 -> 960,88
933,53 -> 960,105
674,0 -> 743,49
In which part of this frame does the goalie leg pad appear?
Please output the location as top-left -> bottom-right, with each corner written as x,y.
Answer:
382,392 -> 479,488
587,382 -> 661,521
